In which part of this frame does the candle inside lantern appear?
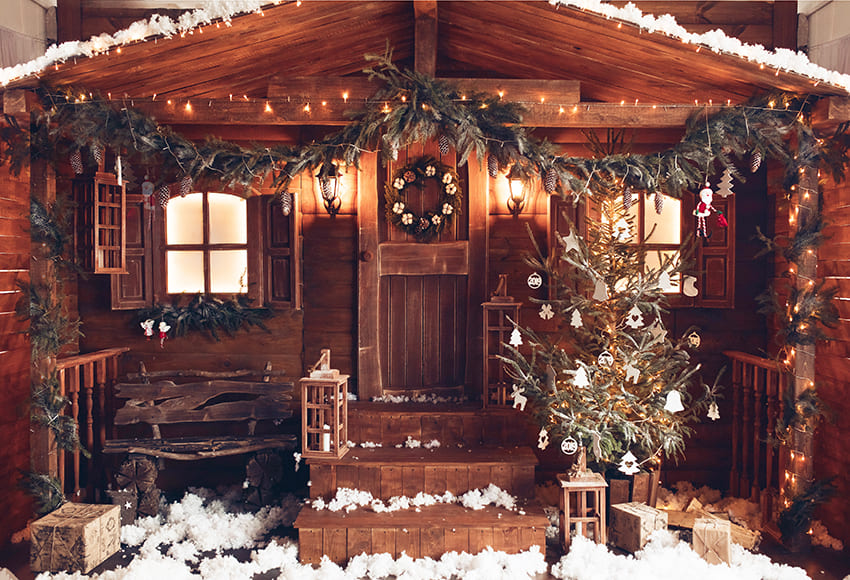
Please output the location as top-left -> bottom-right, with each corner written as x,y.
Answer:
322,424 -> 331,452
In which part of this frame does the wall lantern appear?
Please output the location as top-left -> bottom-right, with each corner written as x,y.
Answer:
316,162 -> 342,216
506,165 -> 529,217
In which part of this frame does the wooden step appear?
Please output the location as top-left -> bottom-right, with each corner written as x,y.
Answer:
307,446 -> 538,500
348,402 -> 532,447
294,501 -> 549,564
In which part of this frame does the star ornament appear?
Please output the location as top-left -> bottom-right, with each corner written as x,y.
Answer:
539,303 -> 554,320
619,450 -> 640,475
560,228 -> 582,255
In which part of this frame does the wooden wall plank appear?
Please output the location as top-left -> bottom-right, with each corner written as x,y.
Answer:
469,528 -> 495,553
396,527 -> 420,559
323,528 -> 348,564
444,527 -> 469,554
424,466 -> 447,495
297,528 -> 324,564
347,527 -> 372,559
381,465 -> 403,499
371,528 -> 396,557
420,527 -> 445,559
402,465 -> 424,497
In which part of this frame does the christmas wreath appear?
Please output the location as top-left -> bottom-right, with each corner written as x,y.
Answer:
384,156 -> 462,242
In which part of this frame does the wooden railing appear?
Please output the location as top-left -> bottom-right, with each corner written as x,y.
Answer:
724,350 -> 790,527
56,347 -> 129,500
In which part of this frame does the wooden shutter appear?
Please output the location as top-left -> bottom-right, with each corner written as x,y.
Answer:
693,195 -> 735,308
110,194 -> 153,309
73,171 -> 126,274
262,194 -> 301,308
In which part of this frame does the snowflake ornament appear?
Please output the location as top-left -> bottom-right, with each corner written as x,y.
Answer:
539,304 -> 554,320
570,309 -> 583,328
509,327 -> 523,347
708,401 -> 720,421
625,305 -> 644,329
618,450 -> 640,475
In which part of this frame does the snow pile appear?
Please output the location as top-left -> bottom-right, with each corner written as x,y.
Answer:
550,0 -> 850,91
347,440 -> 383,448
809,520 -> 844,551
394,436 -> 441,449
551,532 -> 810,580
372,393 -> 467,404
310,484 -> 519,514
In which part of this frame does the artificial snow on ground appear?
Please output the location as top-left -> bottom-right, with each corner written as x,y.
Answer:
33,481 -> 836,580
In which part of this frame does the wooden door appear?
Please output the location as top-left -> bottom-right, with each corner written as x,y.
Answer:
358,145 -> 488,399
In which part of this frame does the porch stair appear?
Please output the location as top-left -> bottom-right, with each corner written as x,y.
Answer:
294,402 -> 548,565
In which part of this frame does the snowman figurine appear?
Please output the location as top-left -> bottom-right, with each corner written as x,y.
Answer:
693,183 -> 727,238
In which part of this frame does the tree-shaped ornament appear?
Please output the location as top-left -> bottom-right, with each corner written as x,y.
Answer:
716,167 -> 734,198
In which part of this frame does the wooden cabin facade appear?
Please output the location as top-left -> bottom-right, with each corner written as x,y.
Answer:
2,0 -> 849,556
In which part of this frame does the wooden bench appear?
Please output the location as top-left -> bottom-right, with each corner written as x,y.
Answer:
103,362 -> 296,513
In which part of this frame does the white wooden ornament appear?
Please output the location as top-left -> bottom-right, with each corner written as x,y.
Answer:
597,351 -> 614,367
613,218 -> 631,242
683,275 -> 699,297
708,401 -> 720,421
509,327 -> 523,347
687,331 -> 701,349
648,322 -> 667,342
624,363 -> 640,383
537,427 -> 550,450
656,270 -> 673,292
664,390 -> 685,413
716,167 -> 734,198
593,278 -> 609,301
561,436 -> 579,455
625,305 -> 644,329
527,272 -> 543,289
572,366 -> 590,388
511,384 -> 527,411
570,309 -> 583,328
560,228 -> 582,255
619,450 -> 640,475
539,303 -> 554,320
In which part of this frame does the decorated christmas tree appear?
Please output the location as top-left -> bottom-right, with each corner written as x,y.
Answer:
503,182 -> 717,475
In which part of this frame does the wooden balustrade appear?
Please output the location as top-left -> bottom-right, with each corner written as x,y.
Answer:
55,347 -> 129,500
724,350 -> 790,528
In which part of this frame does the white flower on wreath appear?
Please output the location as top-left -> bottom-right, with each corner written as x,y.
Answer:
442,203 -> 453,215
442,172 -> 453,184
401,213 -> 414,225
445,183 -> 457,195
392,201 -> 405,214
425,165 -> 436,177
393,177 -> 406,189
431,214 -> 442,225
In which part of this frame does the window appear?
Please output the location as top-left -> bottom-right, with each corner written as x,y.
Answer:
624,193 -> 684,294
164,192 -> 248,294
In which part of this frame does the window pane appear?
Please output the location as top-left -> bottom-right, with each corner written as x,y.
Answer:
167,251 -> 204,293
210,250 -> 248,293
644,195 -> 681,244
209,193 -> 247,244
645,250 -> 681,293
166,193 -> 204,244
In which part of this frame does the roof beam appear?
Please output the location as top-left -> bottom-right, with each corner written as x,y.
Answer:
414,0 -> 438,76
127,98 -> 696,128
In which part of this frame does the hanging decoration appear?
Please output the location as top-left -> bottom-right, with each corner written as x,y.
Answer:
682,275 -> 699,297
654,191 -> 664,214
624,363 -> 640,383
158,321 -> 171,348
716,167 -> 735,198
572,366 -> 590,387
694,183 -> 727,238
544,167 -> 558,194
384,156 -> 462,243
559,229 -> 582,255
438,133 -> 450,155
487,154 -> 499,178
623,185 -> 633,209
664,390 -> 685,413
539,303 -> 554,320
140,319 -> 155,339
618,450 -> 640,475
687,331 -> 702,349
570,309 -> 583,328
179,174 -> 193,197
158,183 -> 170,208
510,384 -> 527,411
537,426 -> 550,450
592,278 -> 609,301
509,326 -> 523,347
625,305 -> 644,329
527,272 -> 543,289
278,190 -> 293,216
707,401 -> 720,421
750,150 -> 763,173
597,351 -> 614,367
561,436 -> 579,455
70,149 -> 84,175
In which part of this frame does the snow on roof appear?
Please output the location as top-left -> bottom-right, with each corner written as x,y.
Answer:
1,0 -> 849,93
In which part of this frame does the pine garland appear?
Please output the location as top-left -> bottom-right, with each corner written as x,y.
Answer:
135,294 -> 274,341
778,478 -> 836,543
1,50 -> 846,206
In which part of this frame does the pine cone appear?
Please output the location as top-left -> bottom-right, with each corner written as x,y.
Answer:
487,154 -> 498,178
179,175 -> 193,197
623,186 -> 633,209
279,191 -> 293,216
158,184 -> 170,208
70,150 -> 84,174
750,150 -> 762,173
654,191 -> 664,214
91,144 -> 103,166
438,134 -> 450,155
544,167 -> 558,193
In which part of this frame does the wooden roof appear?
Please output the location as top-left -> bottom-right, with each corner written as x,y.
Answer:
9,1 -> 848,110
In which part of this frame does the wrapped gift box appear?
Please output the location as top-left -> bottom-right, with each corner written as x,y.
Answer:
693,517 -> 731,565
609,501 -> 668,553
31,503 -> 121,573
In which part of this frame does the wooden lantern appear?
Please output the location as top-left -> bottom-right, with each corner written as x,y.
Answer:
73,170 -> 126,274
482,274 -> 521,407
558,471 -> 608,550
300,349 -> 349,459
